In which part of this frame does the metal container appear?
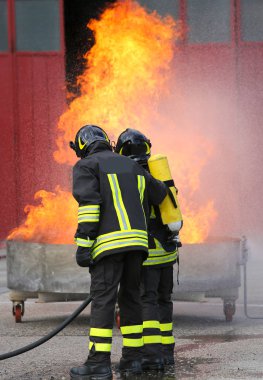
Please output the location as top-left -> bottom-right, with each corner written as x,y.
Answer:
6,237 -> 245,321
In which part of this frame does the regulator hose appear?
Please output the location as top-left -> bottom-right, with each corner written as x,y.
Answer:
0,295 -> 93,360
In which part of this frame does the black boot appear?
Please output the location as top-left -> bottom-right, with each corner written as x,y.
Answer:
163,354 -> 175,365
141,357 -> 164,371
119,357 -> 142,375
70,361 -> 112,380
162,349 -> 175,365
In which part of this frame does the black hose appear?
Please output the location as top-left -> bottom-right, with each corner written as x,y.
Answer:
0,295 -> 92,360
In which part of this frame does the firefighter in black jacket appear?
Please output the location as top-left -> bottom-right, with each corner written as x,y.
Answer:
69,125 -> 167,380
115,128 -> 182,371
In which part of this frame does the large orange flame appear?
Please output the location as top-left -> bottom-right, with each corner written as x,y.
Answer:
8,187 -> 77,244
8,0 -> 217,244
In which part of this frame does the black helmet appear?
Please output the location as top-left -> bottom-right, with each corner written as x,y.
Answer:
115,128 -> 151,165
70,125 -> 110,158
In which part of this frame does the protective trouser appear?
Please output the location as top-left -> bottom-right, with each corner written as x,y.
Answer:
88,251 -> 145,364
141,265 -> 175,359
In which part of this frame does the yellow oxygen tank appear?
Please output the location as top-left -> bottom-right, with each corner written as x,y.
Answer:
148,154 -> 183,230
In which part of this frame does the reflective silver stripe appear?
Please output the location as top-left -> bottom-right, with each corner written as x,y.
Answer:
107,174 -> 131,230
147,249 -> 166,256
95,229 -> 147,244
78,215 -> 99,223
75,237 -> 94,247
143,252 -> 177,266
78,205 -> 100,214
92,238 -> 148,259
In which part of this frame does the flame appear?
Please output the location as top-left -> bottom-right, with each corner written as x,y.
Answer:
8,187 -> 77,244
8,0 -> 217,244
54,0 -> 179,165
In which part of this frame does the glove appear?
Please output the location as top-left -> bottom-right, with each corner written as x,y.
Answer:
75,246 -> 94,267
167,231 -> 182,248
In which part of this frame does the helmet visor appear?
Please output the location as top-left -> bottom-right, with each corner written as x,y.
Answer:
120,142 -> 150,157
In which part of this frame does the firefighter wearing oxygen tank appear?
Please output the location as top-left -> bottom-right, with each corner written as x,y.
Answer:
69,125 -> 167,380
115,128 -> 183,370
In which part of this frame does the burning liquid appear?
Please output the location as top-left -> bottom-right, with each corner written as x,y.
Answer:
8,0 -> 217,244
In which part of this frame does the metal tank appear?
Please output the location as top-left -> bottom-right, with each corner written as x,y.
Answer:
6,237 -> 247,322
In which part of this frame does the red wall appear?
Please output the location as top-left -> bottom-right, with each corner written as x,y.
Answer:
0,0 -> 66,240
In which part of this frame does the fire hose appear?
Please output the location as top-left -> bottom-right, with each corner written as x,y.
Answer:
0,295 -> 93,361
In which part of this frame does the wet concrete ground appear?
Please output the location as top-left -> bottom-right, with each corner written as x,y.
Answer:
1,250 -> 263,380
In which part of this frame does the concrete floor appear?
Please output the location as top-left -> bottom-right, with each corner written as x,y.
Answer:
1,244 -> 263,380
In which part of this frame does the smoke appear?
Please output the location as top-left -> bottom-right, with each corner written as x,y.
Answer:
166,55 -> 263,242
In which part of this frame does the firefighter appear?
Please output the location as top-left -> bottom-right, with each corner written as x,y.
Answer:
69,125 -> 167,380
115,128 -> 182,370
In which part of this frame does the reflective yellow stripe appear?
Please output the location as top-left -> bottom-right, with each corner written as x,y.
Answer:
161,336 -> 175,345
121,325 -> 143,334
89,342 -> 111,352
92,238 -> 148,259
94,229 -> 147,244
90,328 -> 112,338
137,175 -> 146,227
143,320 -> 160,329
137,175 -> 145,203
150,206 -> 156,219
75,238 -> 94,247
143,252 -> 177,266
78,205 -> 100,213
143,335 -> 162,344
123,338 -> 144,347
107,174 -> 131,230
78,205 -> 100,223
78,215 -> 100,223
160,323 -> 173,332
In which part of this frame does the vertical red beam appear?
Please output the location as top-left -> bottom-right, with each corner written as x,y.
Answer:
0,0 -> 18,240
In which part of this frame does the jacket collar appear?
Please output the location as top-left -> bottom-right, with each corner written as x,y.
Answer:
85,141 -> 112,156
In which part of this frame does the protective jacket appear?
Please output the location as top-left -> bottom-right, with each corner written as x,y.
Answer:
72,142 -> 167,263
143,205 -> 178,267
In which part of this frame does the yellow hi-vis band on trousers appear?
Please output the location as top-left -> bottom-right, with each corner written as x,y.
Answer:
123,338 -> 144,347
143,335 -> 162,344
107,174 -> 131,230
161,336 -> 175,344
90,328 -> 113,338
143,320 -> 160,329
160,323 -> 173,332
121,325 -> 143,334
89,341 -> 111,352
